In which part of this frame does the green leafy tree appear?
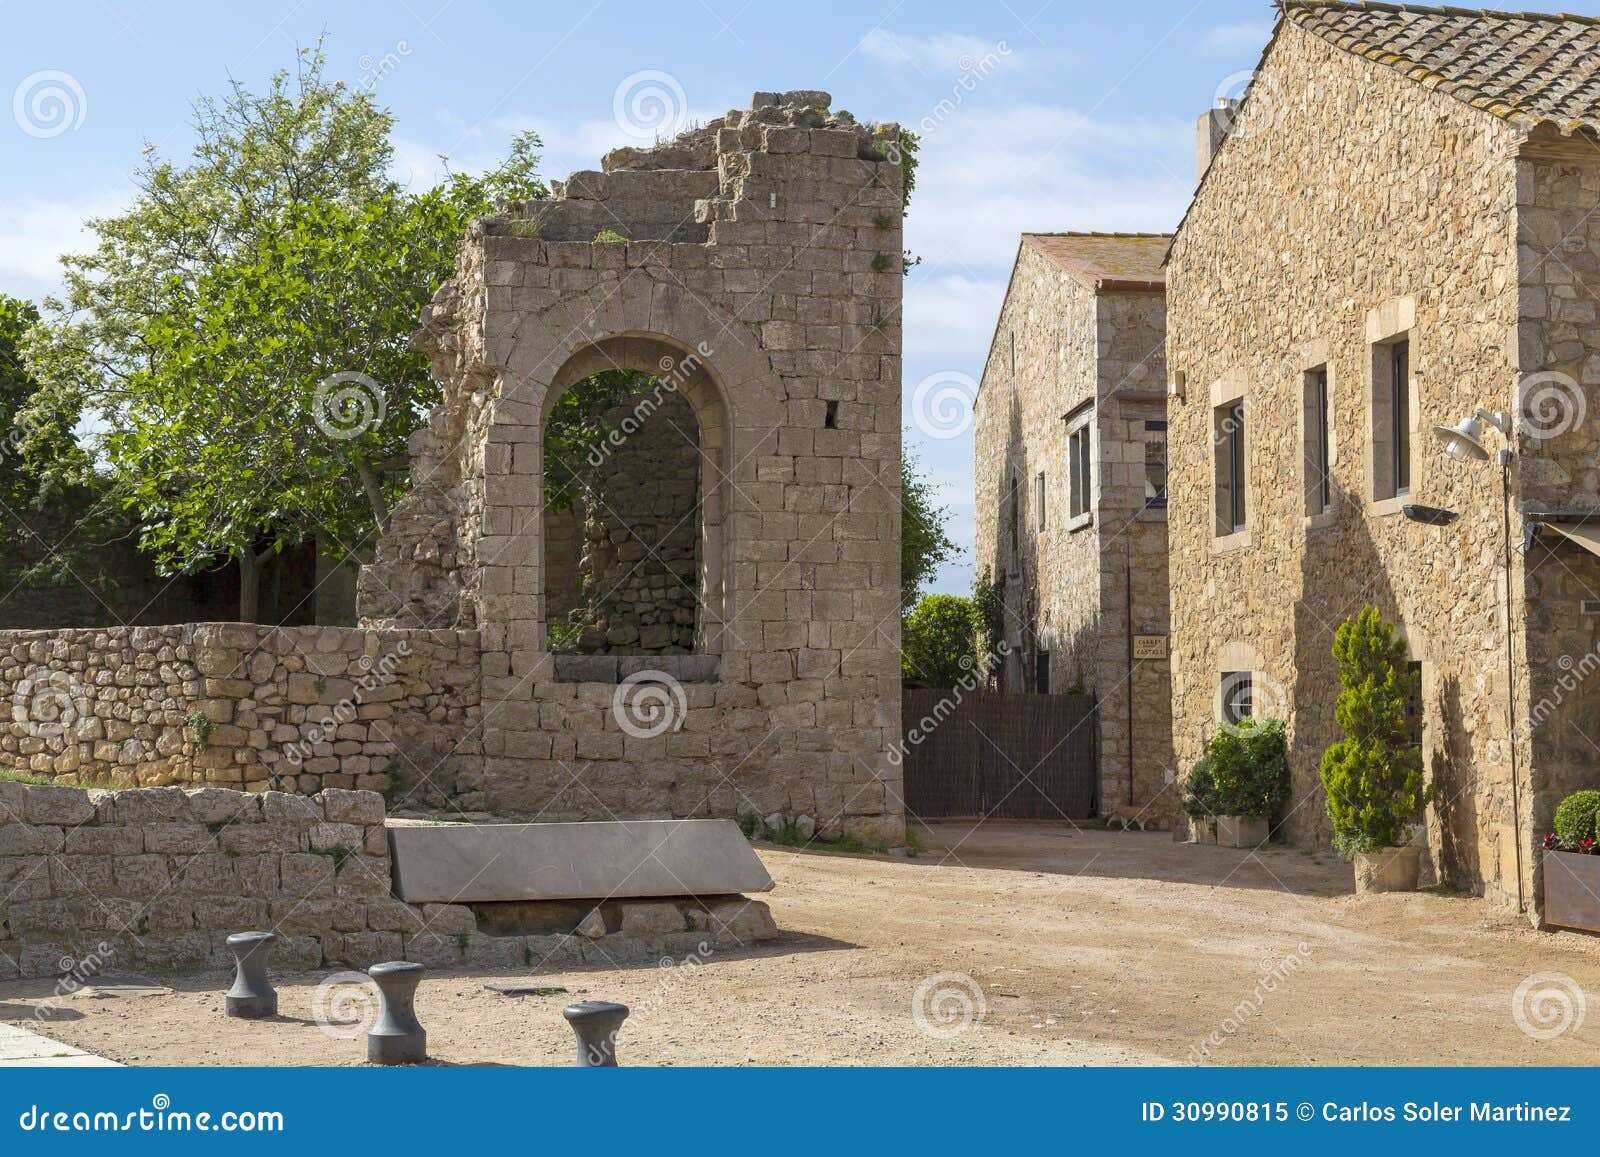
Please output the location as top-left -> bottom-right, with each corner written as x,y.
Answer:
22,46 -> 547,620
901,448 -> 955,612
901,594 -> 978,687
0,295 -> 118,589
1319,605 -> 1427,856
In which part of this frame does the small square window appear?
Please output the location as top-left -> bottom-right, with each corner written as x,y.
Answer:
1220,671 -> 1253,724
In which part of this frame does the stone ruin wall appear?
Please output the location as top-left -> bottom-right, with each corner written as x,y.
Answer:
357,90 -> 908,843
0,623 -> 479,806
0,782 -> 774,980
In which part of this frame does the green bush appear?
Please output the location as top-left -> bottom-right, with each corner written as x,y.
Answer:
1553,790 -> 1600,848
1319,606 -> 1427,857
901,594 -> 980,688
1183,717 -> 1290,821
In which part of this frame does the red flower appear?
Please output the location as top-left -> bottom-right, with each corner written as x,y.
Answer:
1543,833 -> 1562,850
1581,837 -> 1597,855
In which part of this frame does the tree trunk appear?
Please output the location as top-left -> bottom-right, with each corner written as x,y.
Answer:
356,457 -> 390,536
237,546 -> 271,622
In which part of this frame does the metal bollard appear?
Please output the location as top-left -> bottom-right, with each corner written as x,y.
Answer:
224,931 -> 279,1019
366,961 -> 427,1065
562,1000 -> 629,1066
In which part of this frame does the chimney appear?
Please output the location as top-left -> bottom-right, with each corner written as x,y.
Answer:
1196,100 -> 1239,182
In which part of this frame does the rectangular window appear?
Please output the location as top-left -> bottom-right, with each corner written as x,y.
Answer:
1144,420 -> 1168,509
1035,650 -> 1051,694
1214,401 -> 1246,534
1304,368 -> 1331,516
1035,471 -> 1047,531
1405,660 -> 1423,748
1068,424 -> 1091,519
1009,329 -> 1016,374
1391,340 -> 1410,496
1220,671 -> 1252,724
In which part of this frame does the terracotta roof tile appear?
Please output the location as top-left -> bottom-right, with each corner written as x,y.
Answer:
1022,232 -> 1172,292
1281,0 -> 1600,133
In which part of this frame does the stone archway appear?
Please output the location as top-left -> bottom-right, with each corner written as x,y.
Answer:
539,334 -> 730,655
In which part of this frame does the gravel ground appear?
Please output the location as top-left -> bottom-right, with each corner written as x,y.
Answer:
4,821 -> 1599,1066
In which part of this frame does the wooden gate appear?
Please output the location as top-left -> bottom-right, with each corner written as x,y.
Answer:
899,690 -> 1097,820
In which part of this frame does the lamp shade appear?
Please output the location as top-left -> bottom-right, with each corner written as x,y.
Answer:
1432,417 -> 1489,461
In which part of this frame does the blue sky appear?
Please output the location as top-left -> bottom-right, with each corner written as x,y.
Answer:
0,0 -> 1469,595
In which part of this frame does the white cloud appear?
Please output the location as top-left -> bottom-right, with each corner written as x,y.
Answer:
858,29 -> 1019,74
1196,23 -> 1271,54
904,272 -> 1008,360
904,102 -> 1194,271
0,192 -> 130,304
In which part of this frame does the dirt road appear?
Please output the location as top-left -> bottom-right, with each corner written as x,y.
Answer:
5,822 -> 1598,1066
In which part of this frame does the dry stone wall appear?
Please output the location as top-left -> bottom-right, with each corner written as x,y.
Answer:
0,624 -> 479,805
0,783 -> 776,980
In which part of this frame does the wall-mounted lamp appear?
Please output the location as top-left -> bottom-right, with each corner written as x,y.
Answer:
1432,408 -> 1511,463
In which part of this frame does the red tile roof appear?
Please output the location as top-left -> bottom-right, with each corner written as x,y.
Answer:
1022,232 -> 1171,292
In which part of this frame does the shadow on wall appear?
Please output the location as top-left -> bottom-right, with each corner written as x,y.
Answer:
1287,479 -> 1398,850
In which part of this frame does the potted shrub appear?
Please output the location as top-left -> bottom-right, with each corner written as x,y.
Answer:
1319,606 -> 1429,893
1541,789 -> 1600,933
1183,717 -> 1290,847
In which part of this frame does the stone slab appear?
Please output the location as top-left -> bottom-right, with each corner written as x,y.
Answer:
0,1022 -> 119,1066
388,819 -> 774,904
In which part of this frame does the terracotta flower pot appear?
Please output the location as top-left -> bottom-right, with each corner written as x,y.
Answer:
1352,845 -> 1421,893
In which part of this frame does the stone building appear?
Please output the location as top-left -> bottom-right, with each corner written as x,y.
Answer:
974,233 -> 1174,815
355,90 -> 908,844
1165,0 -> 1600,916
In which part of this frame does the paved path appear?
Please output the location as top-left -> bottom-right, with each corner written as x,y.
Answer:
0,1021 -> 119,1067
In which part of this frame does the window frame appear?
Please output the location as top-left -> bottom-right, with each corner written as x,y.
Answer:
1067,420 -> 1092,521
1214,400 -> 1246,536
1219,670 -> 1253,725
1303,366 -> 1332,517
1144,419 -> 1168,510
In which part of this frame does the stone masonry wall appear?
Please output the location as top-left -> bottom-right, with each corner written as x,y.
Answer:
1164,21 -> 1525,901
0,783 -> 775,980
1514,143 -> 1600,898
360,90 -> 906,844
0,624 -> 479,806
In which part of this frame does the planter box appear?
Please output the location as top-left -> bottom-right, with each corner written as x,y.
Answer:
1544,850 -> 1600,933
1216,815 -> 1269,848
1353,845 -> 1421,893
